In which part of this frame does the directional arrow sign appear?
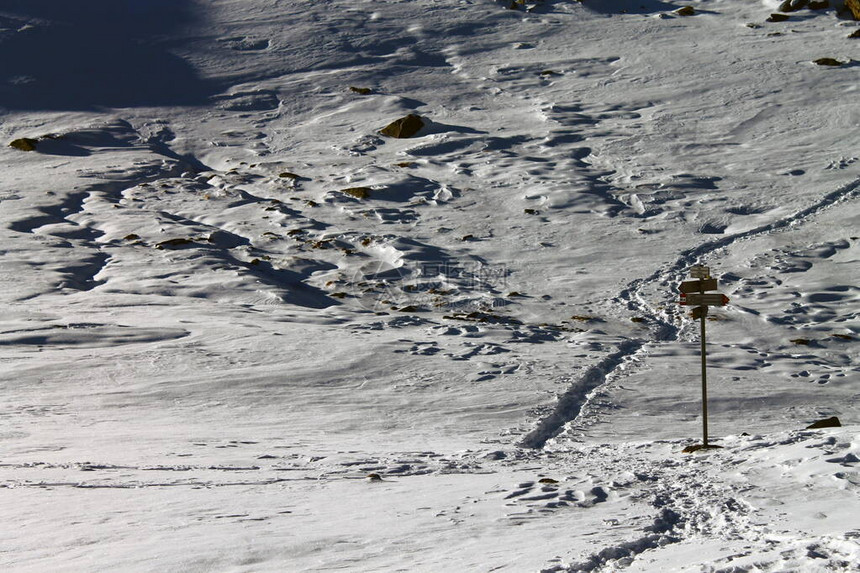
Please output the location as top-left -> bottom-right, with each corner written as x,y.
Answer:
679,278 -> 718,294
690,265 -> 710,279
680,293 -> 729,307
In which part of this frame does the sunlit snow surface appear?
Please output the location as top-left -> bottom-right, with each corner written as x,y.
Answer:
1,0 -> 858,571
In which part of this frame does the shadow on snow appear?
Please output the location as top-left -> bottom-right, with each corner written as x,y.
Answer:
0,0 -> 215,110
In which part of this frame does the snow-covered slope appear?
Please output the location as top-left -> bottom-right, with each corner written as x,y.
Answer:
1,0 -> 858,571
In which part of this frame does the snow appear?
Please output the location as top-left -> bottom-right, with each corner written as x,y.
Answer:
0,0 -> 858,571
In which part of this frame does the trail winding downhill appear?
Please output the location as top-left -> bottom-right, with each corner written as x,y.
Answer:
521,175 -> 860,451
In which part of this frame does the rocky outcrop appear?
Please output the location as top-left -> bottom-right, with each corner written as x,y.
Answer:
9,138 -> 38,151
805,416 -> 841,429
379,114 -> 425,138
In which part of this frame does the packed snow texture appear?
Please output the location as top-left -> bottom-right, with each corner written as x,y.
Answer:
1,0 -> 858,571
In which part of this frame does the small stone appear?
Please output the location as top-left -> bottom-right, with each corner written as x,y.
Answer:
779,0 -> 808,11
366,473 -> 383,481
279,172 -> 300,179
379,114 -> 425,138
808,0 -> 829,8
805,416 -> 841,429
155,238 -> 194,249
849,29 -> 860,38
9,137 -> 38,151
349,86 -> 373,95
813,58 -> 843,66
767,13 -> 790,21
675,6 -> 695,16
340,187 -> 371,199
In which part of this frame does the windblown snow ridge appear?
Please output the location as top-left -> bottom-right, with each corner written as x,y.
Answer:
520,339 -> 643,449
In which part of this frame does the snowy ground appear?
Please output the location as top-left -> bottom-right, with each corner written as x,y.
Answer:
1,0 -> 858,571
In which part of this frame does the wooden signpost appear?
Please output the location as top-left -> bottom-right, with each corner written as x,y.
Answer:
678,265 -> 729,452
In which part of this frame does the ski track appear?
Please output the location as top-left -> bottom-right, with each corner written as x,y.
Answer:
520,339 -> 644,449
522,173 -> 859,465
619,174 -> 860,341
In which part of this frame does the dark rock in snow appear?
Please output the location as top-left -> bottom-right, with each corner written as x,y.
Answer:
846,0 -> 860,20
340,187 -> 371,199
675,6 -> 695,16
9,137 -> 38,151
767,13 -> 791,21
805,416 -> 841,429
813,58 -> 843,66
155,238 -> 195,249
779,0 -> 808,12
849,29 -> 860,38
808,0 -> 829,9
380,114 -> 425,138
349,86 -> 373,95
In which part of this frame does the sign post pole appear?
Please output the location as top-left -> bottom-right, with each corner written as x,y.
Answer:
700,299 -> 709,448
678,265 -> 728,452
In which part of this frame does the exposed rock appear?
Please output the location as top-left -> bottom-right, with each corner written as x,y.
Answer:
849,29 -> 860,38
349,86 -> 373,95
682,444 -> 723,453
767,13 -> 791,21
808,0 -> 829,8
779,0 -> 808,11
9,137 -> 38,151
155,238 -> 194,249
813,58 -> 843,66
846,0 -> 860,20
805,416 -> 841,429
379,114 -> 425,138
675,6 -> 695,16
340,187 -> 371,199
